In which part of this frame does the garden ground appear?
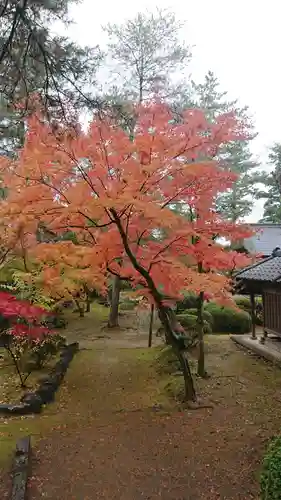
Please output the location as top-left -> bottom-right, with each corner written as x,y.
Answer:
1,306 -> 281,499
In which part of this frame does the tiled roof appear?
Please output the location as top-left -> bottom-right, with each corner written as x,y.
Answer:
243,224 -> 281,256
236,255 -> 281,282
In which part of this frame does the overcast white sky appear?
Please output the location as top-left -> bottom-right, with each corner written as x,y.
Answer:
67,0 -> 280,222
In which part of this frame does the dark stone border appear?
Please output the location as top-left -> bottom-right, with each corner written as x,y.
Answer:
11,436 -> 31,500
0,342 -> 79,415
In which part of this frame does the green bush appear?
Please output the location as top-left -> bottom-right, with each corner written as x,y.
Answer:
234,295 -> 263,326
176,292 -> 198,313
186,308 -> 214,326
177,313 -> 212,334
176,313 -> 196,329
260,435 -> 281,500
45,309 -> 67,329
204,303 -> 251,334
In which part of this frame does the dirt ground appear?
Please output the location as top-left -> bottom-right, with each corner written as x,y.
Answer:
1,308 -> 281,499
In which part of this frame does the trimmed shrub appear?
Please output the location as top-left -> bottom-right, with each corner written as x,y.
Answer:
28,333 -> 66,370
205,303 -> 251,334
260,435 -> 281,500
177,313 -> 212,334
176,292 -> 198,313
45,309 -> 67,329
177,313 -> 196,329
185,308 -> 214,327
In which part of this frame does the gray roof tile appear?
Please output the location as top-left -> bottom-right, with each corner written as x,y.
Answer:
236,256 -> 281,282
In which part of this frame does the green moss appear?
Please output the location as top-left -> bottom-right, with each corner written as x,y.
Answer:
0,400 -> 65,464
90,302 -> 109,320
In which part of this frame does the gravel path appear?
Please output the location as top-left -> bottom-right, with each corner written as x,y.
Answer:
25,340 -> 279,500
2,335 -> 280,499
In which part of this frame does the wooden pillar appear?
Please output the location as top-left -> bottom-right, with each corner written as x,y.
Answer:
250,292 -> 256,340
260,291 -> 268,344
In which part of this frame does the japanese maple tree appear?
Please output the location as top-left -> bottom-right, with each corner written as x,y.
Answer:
0,101 -> 253,401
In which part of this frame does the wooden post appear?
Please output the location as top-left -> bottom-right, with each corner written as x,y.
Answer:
260,291 -> 268,344
250,292 -> 256,340
148,304 -> 154,347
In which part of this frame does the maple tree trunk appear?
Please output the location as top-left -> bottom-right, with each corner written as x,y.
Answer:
75,300 -> 85,317
83,285 -> 91,313
177,348 -> 196,402
158,306 -> 196,402
85,294 -> 91,313
110,209 -> 196,402
197,291 -> 207,378
108,275 -> 121,327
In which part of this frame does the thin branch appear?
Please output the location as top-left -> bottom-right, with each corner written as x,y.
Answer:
148,235 -> 185,272
110,208 -> 162,302
0,4 -> 22,65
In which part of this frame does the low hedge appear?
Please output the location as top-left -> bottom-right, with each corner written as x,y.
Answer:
176,292 -> 198,313
204,303 -> 251,334
177,313 -> 212,334
185,308 -> 214,326
176,293 -> 253,334
45,308 -> 67,329
260,435 -> 281,499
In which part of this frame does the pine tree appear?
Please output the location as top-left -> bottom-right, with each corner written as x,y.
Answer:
258,144 -> 281,223
216,140 -> 259,222
179,71 -> 261,222
0,0 -> 103,155
103,9 -> 190,106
